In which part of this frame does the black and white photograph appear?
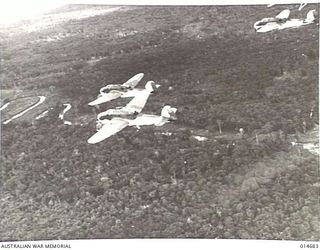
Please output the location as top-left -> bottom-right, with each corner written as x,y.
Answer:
0,0 -> 319,247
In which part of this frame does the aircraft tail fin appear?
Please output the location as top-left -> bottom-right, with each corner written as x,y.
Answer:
305,10 -> 316,23
161,106 -> 177,119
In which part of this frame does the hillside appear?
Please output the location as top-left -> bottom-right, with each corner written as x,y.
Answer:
0,4 -> 319,240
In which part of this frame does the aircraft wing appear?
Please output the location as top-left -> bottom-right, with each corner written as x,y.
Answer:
87,118 -> 129,144
88,91 -> 122,106
124,91 -> 151,114
104,108 -> 134,116
100,85 -> 124,93
122,73 -> 144,88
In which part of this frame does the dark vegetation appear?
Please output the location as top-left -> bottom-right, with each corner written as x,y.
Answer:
0,5 -> 319,240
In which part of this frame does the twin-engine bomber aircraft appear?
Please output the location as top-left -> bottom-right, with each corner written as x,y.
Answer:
254,9 -> 316,33
87,105 -> 177,144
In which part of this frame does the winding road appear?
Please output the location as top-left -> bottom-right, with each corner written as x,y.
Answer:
1,96 -> 75,126
0,102 -> 10,111
3,96 -> 46,124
